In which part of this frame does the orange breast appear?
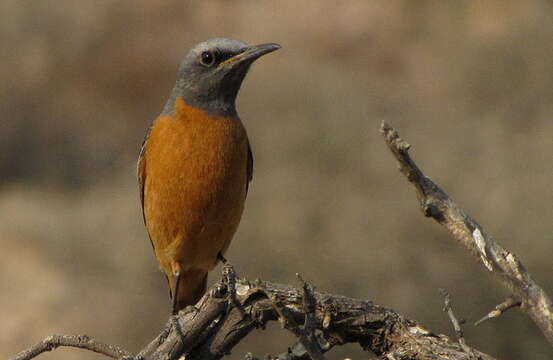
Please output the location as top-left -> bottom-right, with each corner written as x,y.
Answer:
143,97 -> 249,274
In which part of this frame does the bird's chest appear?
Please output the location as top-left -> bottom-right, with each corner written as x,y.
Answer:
143,109 -> 248,244
150,114 -> 245,181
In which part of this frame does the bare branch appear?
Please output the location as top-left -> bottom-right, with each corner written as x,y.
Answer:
381,121 -> 553,347
440,289 -> 474,357
10,334 -> 131,360
266,275 -> 326,360
11,276 -> 496,360
297,274 -> 327,360
474,297 -> 522,327
149,277 -> 496,360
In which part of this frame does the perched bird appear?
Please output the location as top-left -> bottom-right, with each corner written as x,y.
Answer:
138,38 -> 280,314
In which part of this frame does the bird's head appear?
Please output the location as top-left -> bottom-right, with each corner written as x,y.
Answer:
164,38 -> 280,116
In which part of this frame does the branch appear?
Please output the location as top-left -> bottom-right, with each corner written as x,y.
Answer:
381,121 -> 553,347
139,276 -> 500,360
440,289 -> 473,356
168,276 -> 500,360
474,297 -> 521,327
11,275 -> 497,360
265,275 -> 326,360
11,334 -> 131,360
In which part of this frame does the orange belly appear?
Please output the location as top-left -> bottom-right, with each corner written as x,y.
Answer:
143,97 -> 249,276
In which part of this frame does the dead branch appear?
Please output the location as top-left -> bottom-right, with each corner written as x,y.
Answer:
11,274 -> 497,360
10,334 -> 132,360
381,121 -> 553,347
440,289 -> 474,357
474,297 -> 521,327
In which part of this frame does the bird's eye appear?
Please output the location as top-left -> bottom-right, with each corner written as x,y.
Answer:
200,51 -> 216,67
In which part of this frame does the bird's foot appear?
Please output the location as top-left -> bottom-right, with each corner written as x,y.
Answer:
222,262 -> 236,295
220,261 -> 245,317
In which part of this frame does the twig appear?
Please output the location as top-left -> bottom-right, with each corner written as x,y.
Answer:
10,334 -> 132,360
474,297 -> 522,326
381,121 -> 553,347
440,289 -> 473,356
297,274 -> 328,357
268,287 -> 326,360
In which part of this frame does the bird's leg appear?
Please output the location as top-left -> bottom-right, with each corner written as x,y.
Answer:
219,257 -> 246,318
171,271 -> 182,315
169,270 -> 186,344
218,251 -> 240,285
218,252 -> 236,301
222,262 -> 235,296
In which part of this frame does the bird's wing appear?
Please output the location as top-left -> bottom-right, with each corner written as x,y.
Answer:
246,139 -> 253,196
138,127 -> 171,291
137,125 -> 151,228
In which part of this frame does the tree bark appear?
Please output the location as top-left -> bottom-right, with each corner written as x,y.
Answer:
136,276 -> 496,360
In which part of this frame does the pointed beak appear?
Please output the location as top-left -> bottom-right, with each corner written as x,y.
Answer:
241,43 -> 281,61
220,43 -> 281,68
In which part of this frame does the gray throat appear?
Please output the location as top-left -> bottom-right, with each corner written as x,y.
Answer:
162,90 -> 237,118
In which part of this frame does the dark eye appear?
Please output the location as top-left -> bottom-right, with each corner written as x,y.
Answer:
200,51 -> 216,67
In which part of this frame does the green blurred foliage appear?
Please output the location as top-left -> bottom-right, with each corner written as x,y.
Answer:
1,1 -> 552,359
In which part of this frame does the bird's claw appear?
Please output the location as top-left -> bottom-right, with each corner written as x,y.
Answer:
220,261 -> 245,317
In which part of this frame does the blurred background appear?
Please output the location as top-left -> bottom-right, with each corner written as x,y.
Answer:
1,1 -> 552,359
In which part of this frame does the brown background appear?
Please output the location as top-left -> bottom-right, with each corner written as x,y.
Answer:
2,1 -> 552,359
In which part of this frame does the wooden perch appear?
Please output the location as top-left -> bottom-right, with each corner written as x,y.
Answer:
11,273 -> 497,360
381,121 -> 553,346
131,274 -> 499,360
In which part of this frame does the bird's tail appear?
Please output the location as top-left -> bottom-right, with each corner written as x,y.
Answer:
169,268 -> 208,312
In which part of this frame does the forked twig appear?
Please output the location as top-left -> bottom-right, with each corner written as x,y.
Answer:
474,297 -> 522,326
440,289 -> 474,357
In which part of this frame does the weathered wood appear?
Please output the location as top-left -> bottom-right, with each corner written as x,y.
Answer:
381,121 -> 553,347
10,275 -> 498,360
10,334 -> 131,360
139,276 -> 495,360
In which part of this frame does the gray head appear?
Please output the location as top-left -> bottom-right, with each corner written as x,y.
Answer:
163,38 -> 280,116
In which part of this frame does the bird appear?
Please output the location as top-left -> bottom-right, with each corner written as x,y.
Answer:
137,38 -> 280,314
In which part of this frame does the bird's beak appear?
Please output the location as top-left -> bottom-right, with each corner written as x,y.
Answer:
220,43 -> 281,68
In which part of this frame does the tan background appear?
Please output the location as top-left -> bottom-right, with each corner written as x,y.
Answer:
2,1 -> 552,359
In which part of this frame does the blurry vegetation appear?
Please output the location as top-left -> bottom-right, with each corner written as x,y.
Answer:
1,1 -> 552,359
